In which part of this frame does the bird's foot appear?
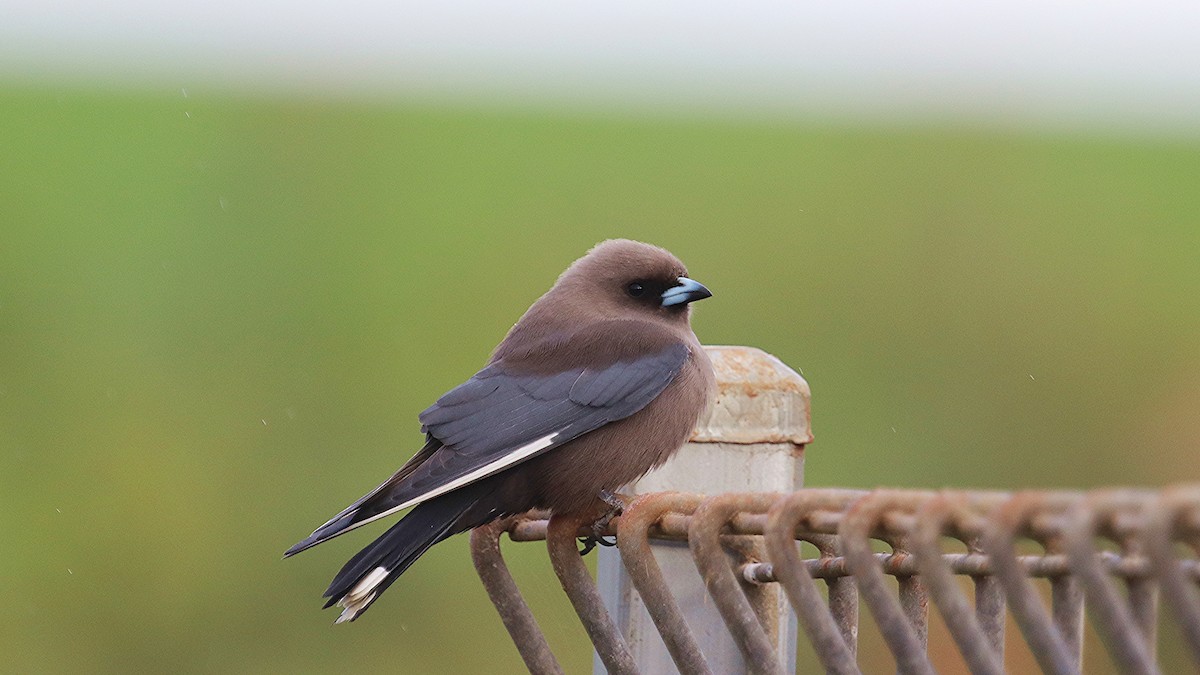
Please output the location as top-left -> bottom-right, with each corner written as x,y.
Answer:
577,490 -> 625,556
577,533 -> 617,556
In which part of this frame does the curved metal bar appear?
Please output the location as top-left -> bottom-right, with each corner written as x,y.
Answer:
470,518 -> 565,675
838,490 -> 935,675
1062,491 -> 1160,675
1120,498 -> 1161,665
974,573 -> 1007,658
983,492 -> 1082,675
764,490 -> 864,675
911,492 -> 1006,675
546,513 -> 640,675
688,493 -> 787,675
616,492 -> 713,675
815,533 -> 862,662
1146,485 -> 1200,666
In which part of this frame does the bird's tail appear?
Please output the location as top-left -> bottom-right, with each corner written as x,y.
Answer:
321,487 -> 485,623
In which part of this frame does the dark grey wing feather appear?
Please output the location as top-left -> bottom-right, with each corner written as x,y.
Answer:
426,345 -> 686,449
285,343 -> 690,555
402,343 -> 689,493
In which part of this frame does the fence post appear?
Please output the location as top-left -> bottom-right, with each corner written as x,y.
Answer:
597,345 -> 813,674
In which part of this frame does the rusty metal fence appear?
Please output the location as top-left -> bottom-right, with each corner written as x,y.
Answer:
470,486 -> 1200,674
465,347 -> 1199,673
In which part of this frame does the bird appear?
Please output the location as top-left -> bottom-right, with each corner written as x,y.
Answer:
284,239 -> 715,623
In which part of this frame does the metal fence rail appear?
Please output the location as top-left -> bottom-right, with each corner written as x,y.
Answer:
470,486 -> 1200,675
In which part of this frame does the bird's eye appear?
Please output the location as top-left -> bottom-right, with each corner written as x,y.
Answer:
626,282 -> 646,298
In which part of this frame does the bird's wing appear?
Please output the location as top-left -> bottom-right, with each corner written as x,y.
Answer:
285,340 -> 689,555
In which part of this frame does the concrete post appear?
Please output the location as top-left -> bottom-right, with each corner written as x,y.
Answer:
597,345 -> 813,674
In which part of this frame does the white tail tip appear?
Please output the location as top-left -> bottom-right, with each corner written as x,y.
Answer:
333,566 -> 389,624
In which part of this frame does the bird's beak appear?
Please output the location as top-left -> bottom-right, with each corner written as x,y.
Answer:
661,277 -> 713,307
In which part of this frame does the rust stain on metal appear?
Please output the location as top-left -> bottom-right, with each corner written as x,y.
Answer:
473,486 -> 1200,673
690,346 -> 814,445
706,346 -> 809,396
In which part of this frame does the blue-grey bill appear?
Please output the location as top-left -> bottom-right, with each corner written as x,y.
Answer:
660,277 -> 713,307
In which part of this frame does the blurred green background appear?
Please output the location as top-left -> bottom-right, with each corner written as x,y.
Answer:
2,81 -> 1198,673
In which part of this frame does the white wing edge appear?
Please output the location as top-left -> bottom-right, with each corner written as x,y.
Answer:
313,432 -> 560,539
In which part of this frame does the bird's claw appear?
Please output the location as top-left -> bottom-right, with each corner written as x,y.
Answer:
577,533 -> 617,556
577,490 -> 625,556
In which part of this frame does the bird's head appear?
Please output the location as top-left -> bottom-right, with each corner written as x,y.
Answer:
554,239 -> 712,324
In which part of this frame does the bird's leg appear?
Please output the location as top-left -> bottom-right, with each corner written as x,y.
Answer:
592,489 -> 625,542
578,490 -> 625,556
598,489 -> 625,512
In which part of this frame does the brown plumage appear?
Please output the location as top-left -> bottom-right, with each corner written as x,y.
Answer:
285,239 -> 715,622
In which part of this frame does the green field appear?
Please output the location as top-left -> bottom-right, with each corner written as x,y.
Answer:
2,83 -> 1198,672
